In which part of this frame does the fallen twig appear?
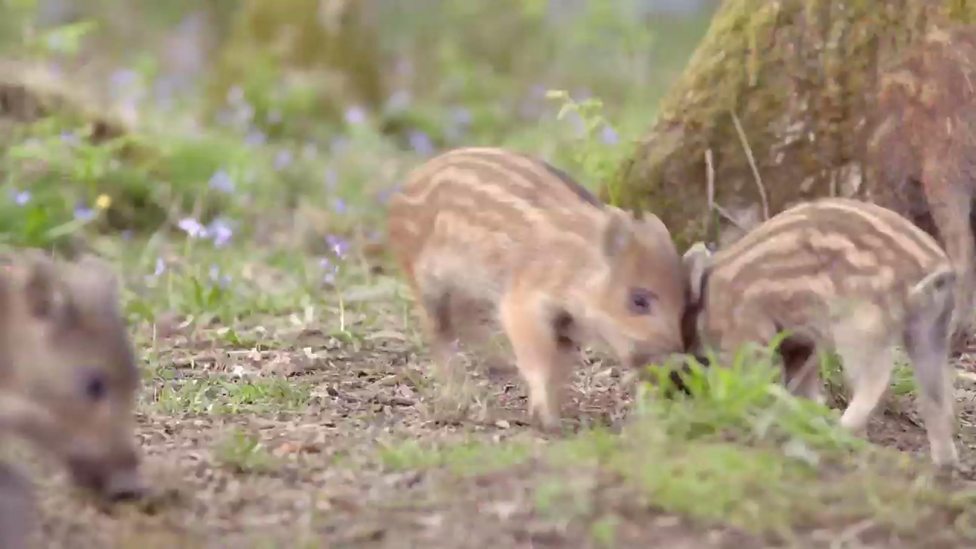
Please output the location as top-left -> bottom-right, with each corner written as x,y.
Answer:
731,110 -> 770,221
704,148 -> 748,234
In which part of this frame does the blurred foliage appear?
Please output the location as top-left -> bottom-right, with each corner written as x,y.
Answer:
0,0 -> 716,250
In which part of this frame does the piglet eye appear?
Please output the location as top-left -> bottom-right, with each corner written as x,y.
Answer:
84,374 -> 107,402
628,288 -> 657,315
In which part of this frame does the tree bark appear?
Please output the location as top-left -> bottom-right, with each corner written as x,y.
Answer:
610,0 -> 976,249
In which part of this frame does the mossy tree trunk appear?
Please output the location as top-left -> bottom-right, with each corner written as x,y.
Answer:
611,0 -> 976,249
204,0 -> 385,129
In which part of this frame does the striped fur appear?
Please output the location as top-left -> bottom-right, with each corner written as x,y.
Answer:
388,147 -> 688,429
683,197 -> 960,467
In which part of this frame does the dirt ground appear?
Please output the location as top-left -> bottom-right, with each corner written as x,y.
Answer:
10,261 -> 976,549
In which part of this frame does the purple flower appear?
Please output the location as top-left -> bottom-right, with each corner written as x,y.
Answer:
330,137 -> 350,155
319,257 -> 338,284
207,218 -> 234,247
450,107 -> 472,127
60,131 -> 80,146
324,168 -> 338,189
333,198 -> 348,214
110,69 -> 139,90
408,130 -> 434,155
344,105 -> 367,126
245,130 -> 267,147
226,85 -> 245,106
209,265 -> 231,288
208,169 -> 235,193
74,205 -> 95,221
600,124 -> 619,145
273,149 -> 294,171
565,110 -> 586,137
326,235 -> 350,257
376,187 -> 394,204
178,217 -> 209,239
11,190 -> 30,206
385,89 -> 411,113
152,257 -> 166,277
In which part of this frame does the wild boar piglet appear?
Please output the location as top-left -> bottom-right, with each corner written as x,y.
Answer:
683,197 -> 959,468
388,147 -> 688,430
0,251 -> 146,500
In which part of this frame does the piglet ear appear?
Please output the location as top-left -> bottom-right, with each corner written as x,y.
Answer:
601,206 -> 633,260
63,254 -> 121,319
21,251 -> 69,320
682,242 -> 712,305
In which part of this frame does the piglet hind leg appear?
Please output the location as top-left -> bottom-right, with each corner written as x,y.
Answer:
904,268 -> 960,469
499,290 -> 573,433
781,340 -> 825,406
831,306 -> 898,436
923,160 -> 976,351
413,278 -> 473,422
0,462 -> 35,549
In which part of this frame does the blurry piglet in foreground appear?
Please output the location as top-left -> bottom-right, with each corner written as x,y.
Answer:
387,147 -> 689,430
683,197 -> 960,468
0,251 -> 145,544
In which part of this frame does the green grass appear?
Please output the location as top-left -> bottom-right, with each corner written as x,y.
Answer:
365,344 -> 976,544
155,377 -> 314,416
214,428 -> 279,474
377,437 -> 535,477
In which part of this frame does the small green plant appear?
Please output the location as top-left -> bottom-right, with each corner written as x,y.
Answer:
215,428 -> 277,474
544,89 -> 627,203
589,514 -> 620,548
377,437 -> 533,476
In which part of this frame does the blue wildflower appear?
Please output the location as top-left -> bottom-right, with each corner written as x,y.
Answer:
408,130 -> 434,155
226,85 -> 245,106
11,190 -> 30,206
208,169 -> 235,193
333,198 -> 348,214
207,218 -> 234,248
344,105 -> 367,126
331,137 -> 350,154
324,168 -> 338,189
600,124 -> 619,145
450,107 -> 472,127
326,234 -> 350,257
245,130 -> 267,147
109,69 -> 138,90
208,265 -> 231,288
153,257 -> 166,277
60,131 -> 80,146
274,149 -> 294,171
177,217 -> 209,239
385,89 -> 411,113
319,257 -> 338,284
74,205 -> 95,221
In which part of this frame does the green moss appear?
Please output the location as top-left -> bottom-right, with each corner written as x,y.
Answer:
613,0 -> 966,247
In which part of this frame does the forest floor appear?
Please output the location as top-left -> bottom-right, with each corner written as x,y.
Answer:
9,231 -> 976,549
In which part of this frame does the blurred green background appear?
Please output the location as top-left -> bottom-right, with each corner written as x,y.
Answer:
0,0 -> 717,250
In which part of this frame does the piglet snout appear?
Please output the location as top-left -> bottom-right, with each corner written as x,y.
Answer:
68,450 -> 146,502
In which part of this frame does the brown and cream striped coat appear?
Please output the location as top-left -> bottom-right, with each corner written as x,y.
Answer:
387,147 -> 688,429
683,197 -> 960,467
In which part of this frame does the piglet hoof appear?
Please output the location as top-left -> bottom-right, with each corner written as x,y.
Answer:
529,408 -> 562,435
930,442 -> 960,473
